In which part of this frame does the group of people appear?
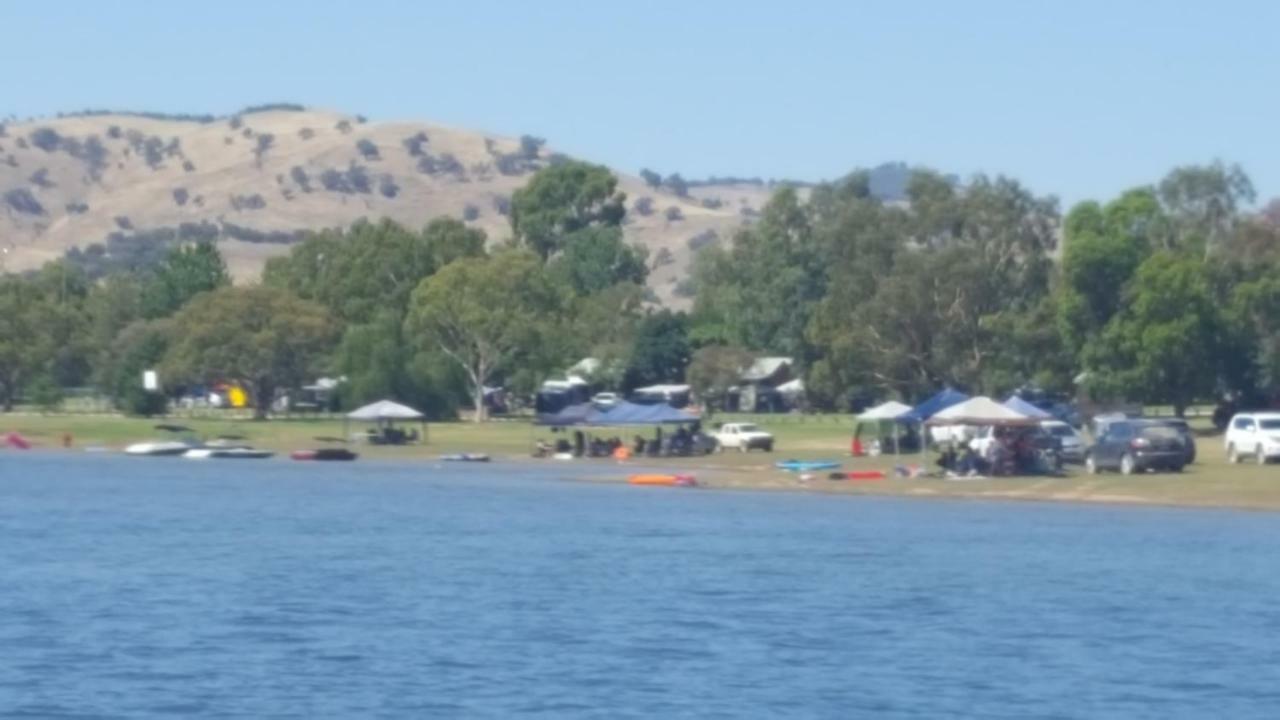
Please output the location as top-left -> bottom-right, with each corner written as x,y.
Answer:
937,426 -> 1062,477
534,423 -> 712,459
366,426 -> 420,445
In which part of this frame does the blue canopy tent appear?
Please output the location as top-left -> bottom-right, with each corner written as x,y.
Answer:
1003,396 -> 1052,420
899,388 -> 970,461
902,388 -> 970,423
535,402 -> 594,427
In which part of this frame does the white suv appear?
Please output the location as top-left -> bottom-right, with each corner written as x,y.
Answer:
1224,413 -> 1280,464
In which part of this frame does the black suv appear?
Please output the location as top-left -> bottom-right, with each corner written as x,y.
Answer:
1085,420 -> 1188,475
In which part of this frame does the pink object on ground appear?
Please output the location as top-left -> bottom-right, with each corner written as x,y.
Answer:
5,432 -> 32,450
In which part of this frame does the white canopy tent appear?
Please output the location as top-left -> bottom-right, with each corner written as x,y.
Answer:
857,401 -> 913,421
924,396 -> 1035,426
345,400 -> 427,444
855,400 -> 914,455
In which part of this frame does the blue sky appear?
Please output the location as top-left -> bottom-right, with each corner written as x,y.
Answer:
2,0 -> 1276,206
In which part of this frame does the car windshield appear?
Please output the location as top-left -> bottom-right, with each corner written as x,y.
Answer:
1261,420 -> 1280,430
737,424 -> 758,432
1047,425 -> 1075,437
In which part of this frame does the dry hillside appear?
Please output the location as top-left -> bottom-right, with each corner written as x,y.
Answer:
0,108 -> 775,307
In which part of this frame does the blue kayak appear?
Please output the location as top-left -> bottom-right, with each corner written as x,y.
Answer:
775,460 -> 841,472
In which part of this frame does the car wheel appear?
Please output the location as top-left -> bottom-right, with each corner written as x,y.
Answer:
1171,464 -> 1185,473
1120,453 -> 1136,476
1257,445 -> 1267,466
1228,444 -> 1240,464
1085,454 -> 1099,475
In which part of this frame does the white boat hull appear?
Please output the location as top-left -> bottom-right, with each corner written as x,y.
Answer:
124,441 -> 194,456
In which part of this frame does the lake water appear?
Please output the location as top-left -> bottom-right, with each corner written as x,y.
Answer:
3,454 -> 1280,718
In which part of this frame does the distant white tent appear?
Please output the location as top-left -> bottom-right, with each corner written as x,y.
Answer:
856,400 -> 914,455
857,400 -> 912,421
925,396 -> 1035,426
345,400 -> 428,445
347,400 -> 425,421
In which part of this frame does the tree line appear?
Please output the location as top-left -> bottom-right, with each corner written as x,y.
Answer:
1,159 -> 1275,421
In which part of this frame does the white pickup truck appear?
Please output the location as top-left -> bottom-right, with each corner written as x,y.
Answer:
715,422 -> 775,452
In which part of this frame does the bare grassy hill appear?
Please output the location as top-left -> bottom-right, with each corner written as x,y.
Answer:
0,108 -> 775,306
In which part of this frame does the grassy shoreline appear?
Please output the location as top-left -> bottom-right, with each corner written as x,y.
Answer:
6,413 -> 1280,512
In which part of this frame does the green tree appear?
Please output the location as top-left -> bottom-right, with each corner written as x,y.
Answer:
692,187 -> 822,356
1083,252 -> 1221,416
687,345 -> 755,415
1158,161 -> 1255,256
263,218 -> 486,323
100,318 -> 172,415
333,310 -> 464,419
164,286 -> 337,418
404,251 -> 563,422
141,240 -> 230,319
0,277 -> 48,410
625,310 -> 691,390
510,161 -> 626,260
548,226 -> 648,296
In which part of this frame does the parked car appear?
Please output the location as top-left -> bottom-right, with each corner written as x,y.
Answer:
1153,418 -> 1197,464
1042,420 -> 1085,463
1085,420 -> 1187,475
1224,412 -> 1280,464
714,422 -> 774,452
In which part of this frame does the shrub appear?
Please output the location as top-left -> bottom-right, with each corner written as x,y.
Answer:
239,102 -> 306,114
378,174 -> 399,199
336,120 -> 353,134
254,133 -> 274,165
640,168 -> 662,188
290,166 -> 311,192
519,134 -> 545,159
15,138 -> 28,149
634,196 -> 654,216
416,153 -> 465,178
319,163 -> 372,194
298,127 -> 315,141
700,197 -> 724,210
4,188 -> 44,215
29,168 -> 54,188
229,116 -> 244,129
241,128 -> 253,139
402,131 -> 429,157
30,127 -> 62,152
65,202 -> 89,214
143,137 -> 165,168
172,188 -> 189,206
356,115 -> 368,124
739,206 -> 760,218
652,247 -> 675,269
115,216 -> 134,230
355,138 -> 380,161
463,204 -> 480,221
687,229 -> 718,252
673,278 -> 697,299
492,195 -> 511,216
106,125 -> 122,140
665,206 -> 684,222
182,160 -> 196,172
664,173 -> 689,197
5,155 -> 16,167
230,194 -> 267,211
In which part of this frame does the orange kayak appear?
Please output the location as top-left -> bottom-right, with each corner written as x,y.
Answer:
628,474 -> 697,487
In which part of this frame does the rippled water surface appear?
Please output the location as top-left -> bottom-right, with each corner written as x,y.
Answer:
3,453 -> 1280,718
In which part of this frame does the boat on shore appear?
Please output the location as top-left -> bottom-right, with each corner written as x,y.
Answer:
183,435 -> 273,460
440,453 -> 490,462
124,425 -> 203,456
291,447 -> 358,462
